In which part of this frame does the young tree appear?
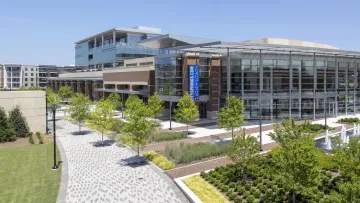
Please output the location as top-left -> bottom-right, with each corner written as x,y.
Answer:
8,106 -> 30,138
47,91 -> 60,120
148,92 -> 164,122
269,134 -> 320,203
69,93 -> 91,133
58,85 -> 72,116
227,133 -> 260,179
217,96 -> 246,139
58,86 -> 72,104
269,117 -> 309,146
0,107 -> 16,142
89,99 -> 115,145
118,95 -> 154,157
174,92 -> 199,134
106,92 -> 122,110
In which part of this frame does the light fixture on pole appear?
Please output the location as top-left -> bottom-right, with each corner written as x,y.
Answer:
52,107 -> 58,170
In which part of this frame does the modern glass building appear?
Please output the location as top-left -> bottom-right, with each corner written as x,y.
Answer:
74,26 -> 163,69
139,37 -> 360,120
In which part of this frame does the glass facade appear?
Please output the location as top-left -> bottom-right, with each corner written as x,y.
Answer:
155,57 -> 183,96
153,50 -> 360,120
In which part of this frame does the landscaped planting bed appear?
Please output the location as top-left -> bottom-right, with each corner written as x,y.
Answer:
337,117 -> 360,124
300,122 -> 333,134
183,175 -> 229,203
198,154 -> 343,203
150,132 -> 188,143
164,142 -> 229,165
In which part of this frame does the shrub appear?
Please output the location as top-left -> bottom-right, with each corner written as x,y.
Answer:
0,107 -> 16,142
229,182 -> 236,188
8,106 -> 30,138
164,142 -> 228,164
316,150 -> 338,172
337,117 -> 360,124
151,132 -> 187,142
142,151 -> 159,160
28,132 -> 34,144
152,155 -> 175,170
253,190 -> 261,198
183,175 -> 228,203
142,151 -> 175,170
220,185 -> 229,192
229,193 -> 237,201
36,132 -> 43,144
244,183 -> 251,190
246,194 -> 255,202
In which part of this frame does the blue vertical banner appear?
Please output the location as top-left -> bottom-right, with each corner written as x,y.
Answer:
188,65 -> 200,101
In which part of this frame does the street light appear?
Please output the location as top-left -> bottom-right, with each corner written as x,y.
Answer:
51,105 -> 58,170
46,92 -> 48,134
324,92 -> 327,130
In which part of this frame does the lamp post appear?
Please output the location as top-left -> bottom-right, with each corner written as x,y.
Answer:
52,108 -> 58,170
46,92 -> 48,134
169,100 -> 172,130
324,92 -> 327,130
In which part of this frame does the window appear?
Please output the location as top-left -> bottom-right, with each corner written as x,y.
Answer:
25,68 -> 28,71
25,83 -> 28,87
31,73 -> 33,76
31,78 -> 34,81
31,68 -> 33,71
25,78 -> 28,81
25,73 -> 28,76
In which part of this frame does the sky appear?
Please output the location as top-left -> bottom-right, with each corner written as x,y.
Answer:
0,0 -> 360,65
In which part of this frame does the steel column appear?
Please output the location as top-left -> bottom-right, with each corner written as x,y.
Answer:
259,50 -> 263,151
289,51 -> 292,118
335,55 -> 338,117
313,53 -> 316,120
226,48 -> 231,98
354,57 -> 357,115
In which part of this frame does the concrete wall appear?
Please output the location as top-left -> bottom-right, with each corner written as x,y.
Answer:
0,91 -> 46,133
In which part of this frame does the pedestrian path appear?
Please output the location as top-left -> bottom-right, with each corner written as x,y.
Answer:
56,119 -> 188,203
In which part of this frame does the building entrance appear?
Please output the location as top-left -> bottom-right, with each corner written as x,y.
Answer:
199,102 -> 207,118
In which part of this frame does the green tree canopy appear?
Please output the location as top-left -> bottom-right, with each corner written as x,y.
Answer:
0,107 -> 16,142
269,132 -> 320,203
89,99 -> 115,145
8,106 -> 30,138
47,92 -> 60,112
58,86 -> 72,103
117,95 -> 154,157
217,96 -> 246,139
174,92 -> 199,134
227,133 -> 260,179
69,93 -> 91,133
148,92 -> 163,121
106,92 -> 122,110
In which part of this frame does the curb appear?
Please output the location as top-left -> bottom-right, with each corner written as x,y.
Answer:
56,137 -> 68,203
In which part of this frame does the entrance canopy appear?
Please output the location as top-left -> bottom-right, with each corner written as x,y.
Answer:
170,41 -> 360,58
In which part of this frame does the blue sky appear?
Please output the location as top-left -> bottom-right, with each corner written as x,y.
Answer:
1,0 -> 359,65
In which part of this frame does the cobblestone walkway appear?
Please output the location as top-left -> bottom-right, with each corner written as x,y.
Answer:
56,120 -> 188,203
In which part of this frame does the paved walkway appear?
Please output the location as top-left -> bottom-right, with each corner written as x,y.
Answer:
56,119 -> 188,203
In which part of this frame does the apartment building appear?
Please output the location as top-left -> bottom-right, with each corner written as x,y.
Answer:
23,65 -> 39,87
0,64 -> 3,89
3,64 -> 22,90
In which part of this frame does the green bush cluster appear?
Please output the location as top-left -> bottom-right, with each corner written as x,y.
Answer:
28,132 -> 34,144
337,117 -> 360,124
200,155 -> 347,202
164,142 -> 228,164
36,132 -> 43,144
0,107 -> 16,142
142,151 -> 175,170
150,132 -> 188,143
8,106 -> 30,138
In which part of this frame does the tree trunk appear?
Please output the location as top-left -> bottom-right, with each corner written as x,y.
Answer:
102,130 -> 104,146
187,123 -> 189,135
292,184 -> 295,203
232,128 -> 234,140
79,121 -> 81,133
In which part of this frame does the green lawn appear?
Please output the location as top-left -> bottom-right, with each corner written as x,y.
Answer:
0,144 -> 61,203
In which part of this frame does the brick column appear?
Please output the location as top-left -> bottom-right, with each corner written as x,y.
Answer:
208,57 -> 220,119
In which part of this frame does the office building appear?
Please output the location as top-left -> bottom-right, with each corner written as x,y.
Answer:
75,26 -> 163,69
50,27 -> 360,120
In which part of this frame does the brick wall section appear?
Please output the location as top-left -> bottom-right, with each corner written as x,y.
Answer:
209,57 -> 220,111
